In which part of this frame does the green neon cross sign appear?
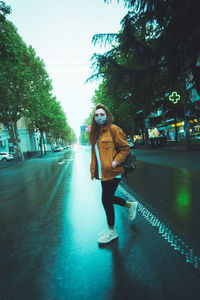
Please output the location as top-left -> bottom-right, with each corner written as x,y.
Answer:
169,91 -> 181,104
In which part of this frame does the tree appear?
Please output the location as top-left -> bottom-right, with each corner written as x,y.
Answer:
104,0 -> 200,148
0,1 -> 11,22
27,93 -> 72,154
90,21 -> 162,144
88,0 -> 200,149
67,127 -> 77,145
91,80 -> 133,135
0,16 -> 72,158
0,20 -> 36,160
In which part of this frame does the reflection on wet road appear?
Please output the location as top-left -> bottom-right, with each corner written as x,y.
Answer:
0,146 -> 200,299
126,158 -> 200,249
173,168 -> 192,228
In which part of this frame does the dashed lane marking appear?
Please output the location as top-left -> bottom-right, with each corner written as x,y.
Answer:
58,159 -> 74,165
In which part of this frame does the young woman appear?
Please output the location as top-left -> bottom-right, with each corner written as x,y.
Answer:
89,103 -> 138,244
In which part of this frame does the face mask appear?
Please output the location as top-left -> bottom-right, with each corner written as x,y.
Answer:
94,108 -> 107,126
95,115 -> 107,126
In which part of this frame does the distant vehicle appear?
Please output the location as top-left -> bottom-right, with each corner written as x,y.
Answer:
53,147 -> 63,152
0,152 -> 14,162
190,133 -> 200,140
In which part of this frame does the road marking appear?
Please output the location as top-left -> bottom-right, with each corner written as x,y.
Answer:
50,160 -> 71,200
118,184 -> 200,271
58,159 -> 74,165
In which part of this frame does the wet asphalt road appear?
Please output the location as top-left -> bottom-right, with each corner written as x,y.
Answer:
0,146 -> 200,300
125,148 -> 200,252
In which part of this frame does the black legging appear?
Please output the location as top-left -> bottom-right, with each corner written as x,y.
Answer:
101,178 -> 126,227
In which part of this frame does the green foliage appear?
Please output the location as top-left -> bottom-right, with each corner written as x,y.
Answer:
89,25 -> 162,137
118,0 -> 200,94
0,1 -> 11,22
0,16 -> 74,157
0,21 -> 32,123
87,0 -> 200,146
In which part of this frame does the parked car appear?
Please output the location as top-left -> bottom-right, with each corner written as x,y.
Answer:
0,152 -> 14,162
190,133 -> 200,140
53,146 -> 62,152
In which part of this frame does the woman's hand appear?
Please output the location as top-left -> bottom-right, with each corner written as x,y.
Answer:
112,161 -> 118,168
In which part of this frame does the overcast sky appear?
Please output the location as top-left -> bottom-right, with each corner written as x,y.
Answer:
6,0 -> 128,137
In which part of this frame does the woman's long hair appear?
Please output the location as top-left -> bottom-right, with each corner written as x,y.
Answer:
89,103 -> 112,146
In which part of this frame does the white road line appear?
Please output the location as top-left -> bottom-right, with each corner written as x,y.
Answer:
118,184 -> 200,271
50,160 -> 72,200
58,159 -> 74,164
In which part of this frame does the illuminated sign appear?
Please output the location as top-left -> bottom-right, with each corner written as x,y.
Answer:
169,91 -> 181,104
171,122 -> 184,127
80,125 -> 91,133
189,119 -> 198,123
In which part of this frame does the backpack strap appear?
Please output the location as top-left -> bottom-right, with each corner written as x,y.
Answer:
109,125 -> 128,182
108,125 -> 117,150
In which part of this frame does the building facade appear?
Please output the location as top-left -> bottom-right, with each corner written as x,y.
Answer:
148,84 -> 200,141
0,117 -> 41,154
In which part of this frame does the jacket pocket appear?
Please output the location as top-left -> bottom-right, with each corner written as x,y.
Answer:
101,138 -> 112,150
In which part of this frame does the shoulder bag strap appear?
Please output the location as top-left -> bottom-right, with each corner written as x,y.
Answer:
109,125 -> 117,149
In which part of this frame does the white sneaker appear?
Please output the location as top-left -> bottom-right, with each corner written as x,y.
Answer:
98,228 -> 118,244
127,201 -> 138,221
98,227 -> 118,237
98,228 -> 108,237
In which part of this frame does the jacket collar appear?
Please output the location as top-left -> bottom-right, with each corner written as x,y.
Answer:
100,123 -> 110,133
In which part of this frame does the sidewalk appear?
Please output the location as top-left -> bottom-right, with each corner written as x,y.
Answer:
134,148 -> 200,172
0,150 -> 67,170
136,140 -> 200,151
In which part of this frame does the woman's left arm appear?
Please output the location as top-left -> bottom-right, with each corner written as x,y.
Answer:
112,126 -> 130,165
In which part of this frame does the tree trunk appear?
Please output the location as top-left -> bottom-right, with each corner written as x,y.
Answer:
183,87 -> 192,150
6,120 -> 24,161
131,115 -> 135,141
141,123 -> 145,144
179,44 -> 191,150
44,135 -> 47,155
173,115 -> 178,142
39,129 -> 44,156
144,127 -> 149,146
127,99 -> 135,142
131,117 -> 135,141
185,122 -> 191,151
143,115 -> 149,146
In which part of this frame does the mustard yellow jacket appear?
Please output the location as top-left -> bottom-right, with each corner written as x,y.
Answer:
90,124 -> 130,181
